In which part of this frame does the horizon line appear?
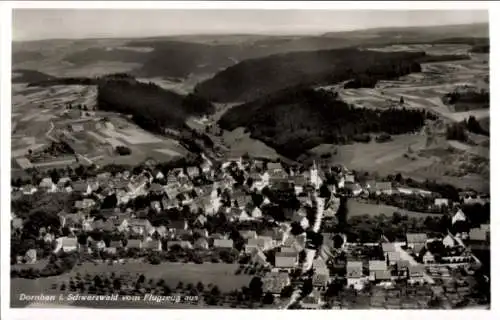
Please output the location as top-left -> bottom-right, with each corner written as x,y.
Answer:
12,21 -> 489,43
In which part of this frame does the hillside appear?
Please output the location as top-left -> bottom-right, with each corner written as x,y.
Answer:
323,23 -> 488,40
13,23 -> 487,81
218,88 -> 435,158
194,48 -> 470,102
97,77 -> 215,133
12,69 -> 57,84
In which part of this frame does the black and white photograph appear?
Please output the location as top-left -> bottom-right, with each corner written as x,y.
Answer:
3,1 -> 492,314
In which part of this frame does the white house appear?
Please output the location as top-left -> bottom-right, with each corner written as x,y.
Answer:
346,261 -> 364,290
55,237 -> 79,253
422,251 -> 435,264
442,234 -> 456,248
452,209 -> 467,225
251,207 -> 262,219
434,198 -> 449,207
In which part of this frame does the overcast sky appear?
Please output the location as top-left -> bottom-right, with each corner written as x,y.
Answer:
13,9 -> 489,41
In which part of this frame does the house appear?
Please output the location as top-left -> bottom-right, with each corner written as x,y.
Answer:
186,166 -> 200,178
434,198 -> 450,207
312,257 -> 330,288
301,289 -> 323,309
128,219 -> 154,236
406,233 -> 428,249
480,224 -> 490,232
90,240 -> 106,252
250,206 -> 263,218
166,172 -> 178,184
381,242 -> 396,253
369,260 -> 388,281
193,228 -> 209,238
396,260 -> 410,276
153,169 -> 165,180
226,207 -> 251,221
111,217 -> 129,233
161,196 -> 178,210
144,239 -> 162,251
125,239 -> 143,250
193,214 -> 207,227
274,253 -> 296,270
239,230 -> 258,240
59,237 -> 79,252
43,233 -> 55,243
233,193 -> 252,209
443,234 -> 456,248
21,184 -> 37,195
374,270 -> 392,282
373,182 -> 393,195
408,265 -> 425,283
213,239 -> 234,249
345,174 -> 355,183
267,162 -> 284,175
154,225 -> 168,238
346,261 -> 364,287
262,272 -> 291,295
74,198 -> 95,210
246,236 -> 273,253
168,219 -> 188,234
60,213 -> 82,230
96,172 -> 112,183
39,177 -> 56,192
293,214 -> 310,230
469,228 -> 489,242
57,177 -> 72,187
422,250 -> 435,264
24,249 -> 37,264
312,273 -> 329,289
72,181 -> 91,195
452,209 -> 467,225
251,249 -> 269,266
150,201 -> 162,213
109,240 -> 123,250
262,229 -> 286,244
194,238 -> 209,250
386,251 -> 401,264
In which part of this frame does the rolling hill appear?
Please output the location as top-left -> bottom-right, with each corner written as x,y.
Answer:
12,23 -> 488,81
218,88 -> 435,158
194,48 -> 470,102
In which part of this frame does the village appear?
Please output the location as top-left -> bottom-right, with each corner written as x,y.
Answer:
10,151 -> 490,309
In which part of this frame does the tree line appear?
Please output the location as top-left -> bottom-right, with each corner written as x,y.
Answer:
219,88 -> 436,158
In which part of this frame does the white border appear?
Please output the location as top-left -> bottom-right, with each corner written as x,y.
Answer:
1,1 -> 497,320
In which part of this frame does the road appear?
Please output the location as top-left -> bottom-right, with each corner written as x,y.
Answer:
46,120 -> 96,166
283,192 -> 327,309
394,242 -> 435,285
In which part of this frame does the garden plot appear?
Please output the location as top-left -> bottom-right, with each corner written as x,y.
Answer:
100,127 -> 163,145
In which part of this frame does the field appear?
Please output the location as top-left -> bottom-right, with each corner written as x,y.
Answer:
11,83 -> 189,171
310,44 -> 489,192
11,262 -> 252,308
339,45 -> 488,123
223,127 -> 281,160
310,133 -> 427,172
347,199 -> 439,218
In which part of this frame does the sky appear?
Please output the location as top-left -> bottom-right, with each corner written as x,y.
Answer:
13,9 -> 489,41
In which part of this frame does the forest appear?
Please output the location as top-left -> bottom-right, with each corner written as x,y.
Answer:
194,47 -> 470,102
218,88 -> 435,158
97,78 -> 215,133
